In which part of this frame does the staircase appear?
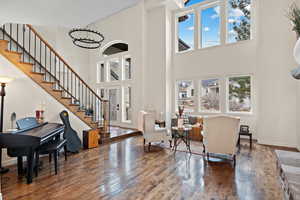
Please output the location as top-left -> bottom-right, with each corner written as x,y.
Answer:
0,23 -> 109,129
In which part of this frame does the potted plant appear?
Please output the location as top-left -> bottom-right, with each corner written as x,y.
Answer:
288,3 -> 300,37
288,3 -> 300,78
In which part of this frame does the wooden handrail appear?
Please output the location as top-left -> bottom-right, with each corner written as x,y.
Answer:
0,28 -> 79,101
26,24 -> 103,102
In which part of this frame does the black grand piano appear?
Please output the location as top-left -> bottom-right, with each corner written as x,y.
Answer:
0,118 -> 64,184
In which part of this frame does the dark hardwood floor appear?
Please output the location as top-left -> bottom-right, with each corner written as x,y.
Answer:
1,136 -> 283,200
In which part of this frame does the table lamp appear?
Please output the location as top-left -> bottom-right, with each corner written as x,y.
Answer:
0,76 -> 15,174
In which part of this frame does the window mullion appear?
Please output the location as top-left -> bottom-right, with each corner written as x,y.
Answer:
220,0 -> 227,45
195,9 -> 200,50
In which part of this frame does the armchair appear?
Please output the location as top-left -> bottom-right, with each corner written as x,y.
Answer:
138,111 -> 171,151
202,115 -> 240,166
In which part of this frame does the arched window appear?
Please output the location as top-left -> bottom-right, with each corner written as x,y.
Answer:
102,42 -> 128,56
97,41 -> 132,124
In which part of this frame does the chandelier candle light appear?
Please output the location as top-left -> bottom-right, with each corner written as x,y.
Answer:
69,27 -> 104,49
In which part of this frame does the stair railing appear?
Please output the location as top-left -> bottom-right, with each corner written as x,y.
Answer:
0,23 -> 109,129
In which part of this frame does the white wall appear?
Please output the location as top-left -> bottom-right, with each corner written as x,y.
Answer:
0,55 -> 89,166
257,0 -> 298,147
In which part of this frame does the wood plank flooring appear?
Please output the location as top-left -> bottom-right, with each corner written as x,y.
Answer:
1,137 -> 284,200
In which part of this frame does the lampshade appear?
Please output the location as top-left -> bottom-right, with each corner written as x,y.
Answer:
0,76 -> 14,84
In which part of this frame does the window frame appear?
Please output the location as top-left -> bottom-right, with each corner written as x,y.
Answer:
108,57 -> 121,82
198,78 -> 221,113
175,10 -> 196,53
122,85 -> 132,123
174,0 -> 254,54
96,61 -> 106,83
123,55 -> 132,81
175,80 -> 196,113
226,74 -> 253,114
225,0 -> 252,44
198,2 -> 221,49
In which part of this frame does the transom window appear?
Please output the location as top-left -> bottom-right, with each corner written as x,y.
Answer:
176,0 -> 252,53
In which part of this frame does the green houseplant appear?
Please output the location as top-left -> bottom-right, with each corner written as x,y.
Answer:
288,3 -> 300,37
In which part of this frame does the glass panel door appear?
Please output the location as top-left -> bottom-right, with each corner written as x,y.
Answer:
108,87 -> 121,123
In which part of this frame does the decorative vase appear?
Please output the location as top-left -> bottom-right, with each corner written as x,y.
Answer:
294,37 -> 300,65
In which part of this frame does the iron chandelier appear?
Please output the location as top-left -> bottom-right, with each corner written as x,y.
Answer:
69,28 -> 104,49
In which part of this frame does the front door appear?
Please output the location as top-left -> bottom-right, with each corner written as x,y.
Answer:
108,87 -> 121,124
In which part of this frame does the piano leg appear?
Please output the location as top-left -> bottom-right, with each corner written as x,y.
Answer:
17,156 -> 23,176
26,148 -> 34,184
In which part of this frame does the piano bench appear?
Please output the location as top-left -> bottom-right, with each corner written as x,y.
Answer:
35,139 -> 67,176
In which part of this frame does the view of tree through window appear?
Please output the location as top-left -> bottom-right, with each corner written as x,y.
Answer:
200,79 -> 220,112
177,81 -> 195,112
201,6 -> 221,48
227,0 -> 251,43
228,76 -> 251,112
178,13 -> 195,52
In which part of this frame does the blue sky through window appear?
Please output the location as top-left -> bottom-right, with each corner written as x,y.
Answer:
185,0 -> 207,7
178,13 -> 195,50
201,6 -> 220,48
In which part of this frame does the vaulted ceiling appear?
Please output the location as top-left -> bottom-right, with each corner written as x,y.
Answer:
0,0 -> 141,27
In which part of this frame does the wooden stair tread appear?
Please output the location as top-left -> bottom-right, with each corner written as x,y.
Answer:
52,89 -> 63,92
31,71 -> 45,75
5,50 -> 22,55
42,81 -> 56,84
61,97 -> 71,99
19,61 -> 34,65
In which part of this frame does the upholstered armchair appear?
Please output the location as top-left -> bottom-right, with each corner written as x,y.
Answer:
138,111 -> 171,151
202,115 -> 240,166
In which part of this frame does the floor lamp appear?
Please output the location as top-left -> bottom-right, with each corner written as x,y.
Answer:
0,76 -> 14,174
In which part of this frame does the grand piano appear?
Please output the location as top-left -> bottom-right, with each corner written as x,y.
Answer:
2,118 -> 64,184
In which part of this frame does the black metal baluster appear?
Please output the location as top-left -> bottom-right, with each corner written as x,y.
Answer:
9,24 -> 12,51
16,24 -> 19,52
34,34 -> 36,72
28,27 -> 31,63
67,68 -> 69,97
63,63 -> 66,88
23,24 -> 25,62
59,60 -> 61,90
39,39 -> 42,73
49,51 -> 52,82
71,73 -> 73,100
2,24 -> 5,40
85,86 -> 87,111
44,44 -> 47,81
